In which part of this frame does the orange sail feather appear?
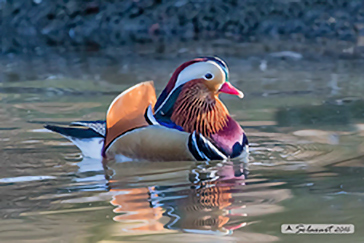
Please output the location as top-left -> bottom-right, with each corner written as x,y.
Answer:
103,81 -> 157,152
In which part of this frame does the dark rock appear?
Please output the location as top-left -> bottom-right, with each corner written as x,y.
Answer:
2,0 -> 364,52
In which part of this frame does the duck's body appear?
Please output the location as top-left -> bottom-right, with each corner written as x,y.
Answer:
45,57 -> 248,162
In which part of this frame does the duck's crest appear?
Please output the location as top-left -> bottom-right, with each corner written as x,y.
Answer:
154,58 -> 206,111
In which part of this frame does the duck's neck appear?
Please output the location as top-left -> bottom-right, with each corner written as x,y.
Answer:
171,81 -> 229,137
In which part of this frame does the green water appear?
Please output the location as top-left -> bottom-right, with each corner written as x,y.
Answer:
1,56 -> 364,242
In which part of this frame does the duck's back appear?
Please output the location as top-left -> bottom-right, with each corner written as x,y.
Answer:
103,81 -> 195,161
103,81 -> 157,152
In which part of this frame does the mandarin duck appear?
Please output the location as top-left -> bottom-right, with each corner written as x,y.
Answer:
45,57 -> 249,161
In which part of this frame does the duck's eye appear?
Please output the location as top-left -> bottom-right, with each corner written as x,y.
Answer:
204,73 -> 214,80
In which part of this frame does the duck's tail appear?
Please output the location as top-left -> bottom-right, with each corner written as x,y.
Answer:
44,121 -> 105,159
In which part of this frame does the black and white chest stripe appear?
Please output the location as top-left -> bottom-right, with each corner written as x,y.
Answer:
188,132 -> 228,161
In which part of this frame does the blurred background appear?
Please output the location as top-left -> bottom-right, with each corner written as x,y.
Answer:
2,0 -> 364,81
1,1 -> 364,243
2,0 -> 364,54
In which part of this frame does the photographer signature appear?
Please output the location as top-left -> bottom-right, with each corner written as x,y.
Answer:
282,224 -> 354,234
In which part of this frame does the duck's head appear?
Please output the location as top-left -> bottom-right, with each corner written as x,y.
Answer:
155,57 -> 244,136
155,57 -> 243,112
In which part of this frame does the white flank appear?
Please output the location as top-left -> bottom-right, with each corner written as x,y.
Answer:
67,137 -> 104,159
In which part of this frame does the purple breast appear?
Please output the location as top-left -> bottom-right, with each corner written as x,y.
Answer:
211,116 -> 246,157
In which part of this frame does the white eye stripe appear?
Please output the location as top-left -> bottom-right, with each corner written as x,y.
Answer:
155,61 -> 223,113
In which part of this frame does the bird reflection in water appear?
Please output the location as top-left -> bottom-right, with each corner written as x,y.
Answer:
106,161 -> 247,235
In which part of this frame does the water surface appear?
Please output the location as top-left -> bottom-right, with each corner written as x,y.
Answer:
1,56 -> 364,242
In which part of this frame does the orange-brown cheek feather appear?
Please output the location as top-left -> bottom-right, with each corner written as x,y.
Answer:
171,81 -> 229,137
